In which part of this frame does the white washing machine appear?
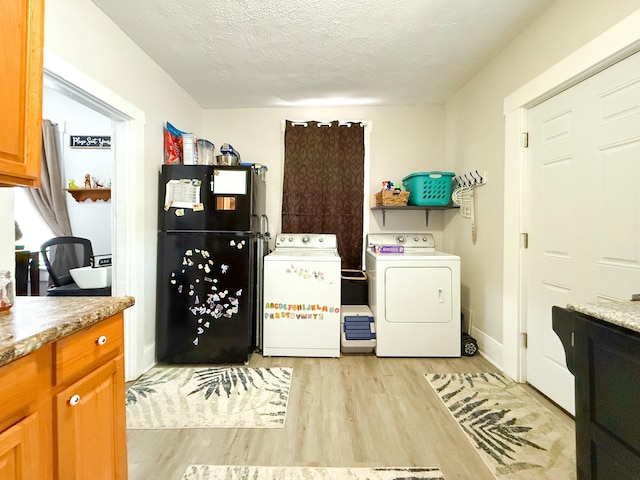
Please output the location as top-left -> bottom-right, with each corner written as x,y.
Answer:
365,233 -> 460,357
262,233 -> 341,357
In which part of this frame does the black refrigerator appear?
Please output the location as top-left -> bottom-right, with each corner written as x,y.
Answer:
156,164 -> 269,364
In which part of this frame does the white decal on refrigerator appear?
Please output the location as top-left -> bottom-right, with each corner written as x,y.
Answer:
170,246 -> 246,347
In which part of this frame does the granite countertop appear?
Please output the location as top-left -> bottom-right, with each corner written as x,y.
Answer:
568,301 -> 640,334
0,296 -> 135,368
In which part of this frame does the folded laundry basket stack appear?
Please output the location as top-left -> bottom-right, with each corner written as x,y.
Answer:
340,269 -> 375,353
341,305 -> 376,353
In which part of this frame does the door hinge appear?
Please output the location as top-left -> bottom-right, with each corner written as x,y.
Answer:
520,332 -> 528,348
521,233 -> 529,249
522,132 -> 529,148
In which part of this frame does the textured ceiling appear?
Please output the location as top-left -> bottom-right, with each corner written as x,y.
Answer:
90,0 -> 555,109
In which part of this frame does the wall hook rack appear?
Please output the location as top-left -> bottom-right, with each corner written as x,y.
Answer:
452,170 -> 487,245
454,170 -> 487,188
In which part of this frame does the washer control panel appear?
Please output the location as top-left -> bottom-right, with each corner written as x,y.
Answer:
275,233 -> 337,250
367,233 -> 436,250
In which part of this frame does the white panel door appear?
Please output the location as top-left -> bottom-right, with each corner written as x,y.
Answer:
527,50 -> 640,414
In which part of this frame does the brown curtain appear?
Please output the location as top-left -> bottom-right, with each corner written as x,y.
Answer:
282,120 -> 365,269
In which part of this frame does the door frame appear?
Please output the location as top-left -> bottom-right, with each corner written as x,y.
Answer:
43,51 -> 148,382
502,10 -> 640,382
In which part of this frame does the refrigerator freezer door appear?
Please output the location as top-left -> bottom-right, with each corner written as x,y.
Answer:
159,165 -> 255,232
156,231 -> 255,364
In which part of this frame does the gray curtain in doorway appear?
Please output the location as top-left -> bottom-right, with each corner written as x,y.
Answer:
26,119 -> 72,237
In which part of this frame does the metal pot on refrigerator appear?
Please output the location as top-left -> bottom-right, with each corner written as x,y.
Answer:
215,154 -> 239,166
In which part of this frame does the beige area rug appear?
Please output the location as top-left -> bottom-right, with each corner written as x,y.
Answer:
425,372 -> 576,479
126,366 -> 292,429
180,465 -> 445,480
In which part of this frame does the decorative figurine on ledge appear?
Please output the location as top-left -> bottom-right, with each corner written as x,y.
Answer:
84,173 -> 91,188
68,179 -> 78,190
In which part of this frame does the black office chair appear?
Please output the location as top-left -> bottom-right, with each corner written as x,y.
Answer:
40,236 -> 111,296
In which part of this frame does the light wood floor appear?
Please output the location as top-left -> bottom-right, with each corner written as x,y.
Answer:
126,353 -> 574,480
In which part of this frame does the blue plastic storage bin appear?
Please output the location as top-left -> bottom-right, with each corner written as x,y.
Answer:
402,171 -> 455,206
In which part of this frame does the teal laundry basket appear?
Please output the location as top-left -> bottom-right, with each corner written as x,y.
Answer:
402,171 -> 455,206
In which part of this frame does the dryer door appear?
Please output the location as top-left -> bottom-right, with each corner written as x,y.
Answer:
384,266 -> 453,323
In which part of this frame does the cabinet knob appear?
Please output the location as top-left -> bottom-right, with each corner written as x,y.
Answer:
69,394 -> 81,406
96,335 -> 108,346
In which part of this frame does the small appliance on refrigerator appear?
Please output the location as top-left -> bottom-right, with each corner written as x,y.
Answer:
156,164 -> 269,364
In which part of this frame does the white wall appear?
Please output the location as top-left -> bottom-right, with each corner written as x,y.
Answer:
42,87 -> 112,256
444,0 -> 640,367
40,0 -> 205,375
202,105 -> 447,248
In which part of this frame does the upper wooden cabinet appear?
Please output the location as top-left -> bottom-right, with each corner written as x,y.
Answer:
0,0 -> 44,187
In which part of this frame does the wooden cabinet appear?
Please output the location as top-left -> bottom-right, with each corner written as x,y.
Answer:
0,345 -> 52,480
53,313 -> 128,480
0,414 -> 40,479
0,0 -> 45,187
55,356 -> 126,480
553,307 -> 640,480
0,312 -> 128,480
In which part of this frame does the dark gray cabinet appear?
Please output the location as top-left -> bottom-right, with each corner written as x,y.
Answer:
553,306 -> 640,480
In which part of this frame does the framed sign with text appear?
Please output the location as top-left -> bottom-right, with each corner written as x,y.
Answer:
70,135 -> 111,149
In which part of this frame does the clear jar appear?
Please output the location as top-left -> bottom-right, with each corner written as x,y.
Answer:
0,270 -> 14,311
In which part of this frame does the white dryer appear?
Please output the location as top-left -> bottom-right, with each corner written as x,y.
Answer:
365,233 -> 460,357
262,233 -> 341,357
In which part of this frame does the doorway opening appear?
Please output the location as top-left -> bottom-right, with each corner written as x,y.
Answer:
43,52 -> 148,381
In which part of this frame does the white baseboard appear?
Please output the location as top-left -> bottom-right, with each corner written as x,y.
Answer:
142,343 -> 155,371
471,325 -> 503,371
125,342 -> 155,382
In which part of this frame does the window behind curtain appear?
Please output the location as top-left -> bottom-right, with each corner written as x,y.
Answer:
282,120 -> 365,269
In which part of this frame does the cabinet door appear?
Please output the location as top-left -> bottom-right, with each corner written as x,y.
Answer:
574,317 -> 640,480
0,0 -> 44,187
55,355 -> 127,480
0,414 -> 40,480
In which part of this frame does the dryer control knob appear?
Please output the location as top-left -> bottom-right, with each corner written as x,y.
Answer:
414,237 -> 419,242
319,237 -> 324,242
422,237 -> 428,241
288,237 -> 293,242
396,235 -> 406,244
302,235 -> 310,243
279,237 -> 285,242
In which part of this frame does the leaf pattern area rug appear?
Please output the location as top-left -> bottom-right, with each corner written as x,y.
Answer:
126,366 -> 292,429
425,372 -> 576,479
180,465 -> 446,480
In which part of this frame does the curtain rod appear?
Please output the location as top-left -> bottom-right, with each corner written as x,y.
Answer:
282,120 -> 372,131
